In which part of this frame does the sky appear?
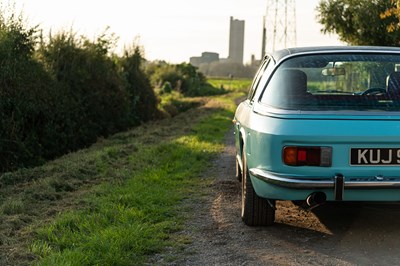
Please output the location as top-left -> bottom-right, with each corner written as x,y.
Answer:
13,0 -> 344,64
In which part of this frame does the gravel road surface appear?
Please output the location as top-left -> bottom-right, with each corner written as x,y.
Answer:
154,130 -> 400,266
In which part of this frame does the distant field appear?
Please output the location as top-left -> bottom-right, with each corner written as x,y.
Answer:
208,78 -> 252,93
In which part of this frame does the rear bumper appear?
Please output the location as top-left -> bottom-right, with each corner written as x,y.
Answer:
250,168 -> 400,201
250,168 -> 400,189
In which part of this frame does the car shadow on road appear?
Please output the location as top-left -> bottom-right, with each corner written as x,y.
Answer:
266,200 -> 400,265
311,201 -> 400,238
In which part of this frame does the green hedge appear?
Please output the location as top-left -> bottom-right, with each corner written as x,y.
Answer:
0,16 -> 159,172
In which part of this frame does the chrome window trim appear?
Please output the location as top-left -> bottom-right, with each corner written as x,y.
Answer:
268,48 -> 400,64
253,102 -> 400,118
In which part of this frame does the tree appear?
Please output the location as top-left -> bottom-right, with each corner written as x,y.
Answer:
381,0 -> 400,32
316,0 -> 400,46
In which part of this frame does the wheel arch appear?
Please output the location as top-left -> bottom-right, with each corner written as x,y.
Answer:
238,127 -> 246,159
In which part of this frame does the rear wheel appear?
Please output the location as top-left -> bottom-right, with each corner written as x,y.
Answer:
241,147 -> 275,226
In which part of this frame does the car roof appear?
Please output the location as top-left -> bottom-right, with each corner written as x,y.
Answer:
268,46 -> 400,62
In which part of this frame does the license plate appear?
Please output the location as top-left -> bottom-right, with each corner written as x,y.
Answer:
350,148 -> 400,165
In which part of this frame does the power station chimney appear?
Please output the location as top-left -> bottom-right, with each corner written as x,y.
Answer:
228,16 -> 245,65
261,16 -> 266,60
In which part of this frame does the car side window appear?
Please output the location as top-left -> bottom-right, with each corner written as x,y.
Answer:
247,58 -> 271,101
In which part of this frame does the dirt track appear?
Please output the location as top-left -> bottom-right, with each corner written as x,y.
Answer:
154,129 -> 400,266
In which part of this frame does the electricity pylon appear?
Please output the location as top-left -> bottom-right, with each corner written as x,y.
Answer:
261,0 -> 297,58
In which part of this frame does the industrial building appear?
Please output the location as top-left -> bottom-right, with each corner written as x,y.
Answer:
190,52 -> 219,67
190,16 -> 245,67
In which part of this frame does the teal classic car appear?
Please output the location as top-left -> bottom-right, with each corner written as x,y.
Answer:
234,46 -> 400,226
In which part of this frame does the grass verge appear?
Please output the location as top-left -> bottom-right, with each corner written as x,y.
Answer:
21,91 -> 244,265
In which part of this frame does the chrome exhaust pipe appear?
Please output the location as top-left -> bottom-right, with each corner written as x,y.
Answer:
306,192 -> 326,209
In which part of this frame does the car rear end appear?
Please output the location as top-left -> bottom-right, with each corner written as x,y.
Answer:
247,49 -> 400,203
246,111 -> 400,202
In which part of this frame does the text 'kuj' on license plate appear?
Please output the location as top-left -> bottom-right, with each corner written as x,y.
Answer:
350,148 -> 400,165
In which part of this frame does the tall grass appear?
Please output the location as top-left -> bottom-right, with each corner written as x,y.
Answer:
29,91 -> 242,265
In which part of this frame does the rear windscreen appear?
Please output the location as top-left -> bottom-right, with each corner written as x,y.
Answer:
260,53 -> 400,111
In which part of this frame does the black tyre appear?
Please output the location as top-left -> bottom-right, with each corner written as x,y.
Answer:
241,147 -> 275,226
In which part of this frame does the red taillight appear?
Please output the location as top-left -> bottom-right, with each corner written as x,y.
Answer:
283,146 -> 332,167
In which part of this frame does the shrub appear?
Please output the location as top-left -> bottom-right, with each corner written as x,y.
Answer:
162,81 -> 173,93
147,62 -> 221,97
37,30 -> 131,150
150,63 -> 182,91
0,8 -> 56,171
119,45 -> 160,124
